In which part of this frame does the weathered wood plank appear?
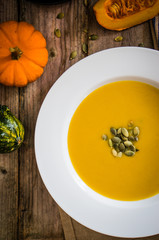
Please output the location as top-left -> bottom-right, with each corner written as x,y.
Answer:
0,1 -> 19,240
17,0 -> 87,239
59,207 -> 76,240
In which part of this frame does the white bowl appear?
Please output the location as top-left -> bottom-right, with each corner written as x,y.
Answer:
35,47 -> 159,238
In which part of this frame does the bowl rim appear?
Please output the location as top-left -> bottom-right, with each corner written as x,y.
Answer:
35,47 -> 159,238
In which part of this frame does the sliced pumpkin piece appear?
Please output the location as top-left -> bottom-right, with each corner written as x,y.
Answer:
93,0 -> 159,31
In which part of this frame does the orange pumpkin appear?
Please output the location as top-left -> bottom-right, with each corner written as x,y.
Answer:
0,21 -> 48,87
93,0 -> 159,31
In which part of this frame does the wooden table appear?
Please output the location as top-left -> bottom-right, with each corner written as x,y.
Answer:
0,0 -> 158,239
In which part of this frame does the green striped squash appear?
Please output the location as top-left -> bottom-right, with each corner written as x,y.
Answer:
0,105 -> 24,153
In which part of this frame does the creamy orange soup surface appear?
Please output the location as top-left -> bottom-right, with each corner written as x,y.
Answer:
67,81 -> 159,201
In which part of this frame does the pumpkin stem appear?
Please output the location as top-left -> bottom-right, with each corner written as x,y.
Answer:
9,46 -> 23,60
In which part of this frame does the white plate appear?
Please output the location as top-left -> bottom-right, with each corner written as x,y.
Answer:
35,47 -> 159,238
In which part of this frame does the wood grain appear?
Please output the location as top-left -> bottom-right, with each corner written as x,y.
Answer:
0,0 -> 158,240
0,1 -> 19,240
18,1 -> 65,239
17,0 -> 87,239
150,20 -> 158,50
59,207 -> 76,240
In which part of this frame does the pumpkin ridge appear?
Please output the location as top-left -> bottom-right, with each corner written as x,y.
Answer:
0,49 -> 11,59
12,114 -> 24,139
13,61 -> 27,87
0,62 -> 15,86
19,58 -> 43,83
0,128 -> 15,141
18,30 -> 46,50
10,116 -> 24,145
0,27 -> 13,48
0,57 -> 12,75
17,22 -> 35,46
27,28 -> 36,40
22,53 -> 45,68
13,62 -> 16,86
0,23 -> 18,47
0,112 -> 18,138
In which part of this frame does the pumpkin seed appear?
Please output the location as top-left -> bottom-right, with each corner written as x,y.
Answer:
121,128 -> 129,137
54,28 -> 61,38
83,29 -> 88,33
112,137 -> 121,144
114,36 -> 123,42
125,150 -> 135,156
102,134 -> 107,141
117,152 -> 122,158
89,34 -> 98,40
108,139 -> 113,147
133,126 -> 140,136
110,127 -> 117,136
121,135 -> 128,141
134,136 -> 138,141
113,143 -> 119,152
69,51 -> 77,60
57,12 -> 64,19
129,136 -> 135,141
119,143 -> 125,152
117,128 -> 121,134
83,0 -> 88,7
128,129 -> 133,135
138,42 -> 144,47
129,145 -> 136,152
82,43 -> 88,54
124,141 -> 132,147
102,121 -> 139,158
112,148 -> 117,157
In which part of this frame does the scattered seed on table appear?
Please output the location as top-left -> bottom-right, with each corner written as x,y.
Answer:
69,51 -> 77,60
114,36 -> 123,42
89,34 -> 98,40
82,43 -> 88,54
54,28 -> 61,38
57,12 -> 64,19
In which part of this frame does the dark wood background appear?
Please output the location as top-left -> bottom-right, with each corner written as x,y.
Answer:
0,0 -> 158,239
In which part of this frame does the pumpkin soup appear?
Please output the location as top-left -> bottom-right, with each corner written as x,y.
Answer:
67,81 -> 159,201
